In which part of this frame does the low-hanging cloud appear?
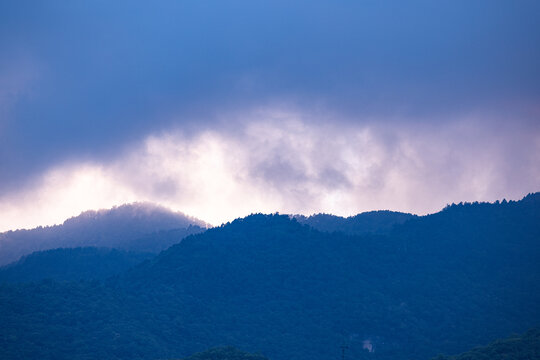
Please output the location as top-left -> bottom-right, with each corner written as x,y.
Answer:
0,108 -> 538,231
1,0 -> 540,197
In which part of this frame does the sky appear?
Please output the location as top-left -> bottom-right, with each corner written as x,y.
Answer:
0,0 -> 539,230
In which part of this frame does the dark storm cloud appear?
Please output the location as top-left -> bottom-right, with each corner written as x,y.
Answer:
1,0 -> 539,194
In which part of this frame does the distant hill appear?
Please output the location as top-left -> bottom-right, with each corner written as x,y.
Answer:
0,203 -> 207,265
432,328 -> 540,360
294,210 -> 415,235
0,247 -> 154,282
0,193 -> 538,360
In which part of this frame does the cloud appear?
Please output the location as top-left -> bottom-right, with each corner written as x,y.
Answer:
1,0 -> 539,195
0,164 -> 138,231
0,108 -> 538,231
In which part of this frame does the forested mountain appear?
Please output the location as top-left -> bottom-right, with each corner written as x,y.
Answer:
432,328 -> 540,360
0,203 -> 207,265
0,194 -> 538,360
294,210 -> 415,235
0,247 -> 154,282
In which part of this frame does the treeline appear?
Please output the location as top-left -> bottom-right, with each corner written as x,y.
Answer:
294,210 -> 415,235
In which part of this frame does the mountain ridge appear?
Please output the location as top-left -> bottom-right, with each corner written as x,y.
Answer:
0,202 -> 207,265
294,210 -> 416,235
0,193 -> 538,360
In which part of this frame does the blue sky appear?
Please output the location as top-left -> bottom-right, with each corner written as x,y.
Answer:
0,1 -> 539,229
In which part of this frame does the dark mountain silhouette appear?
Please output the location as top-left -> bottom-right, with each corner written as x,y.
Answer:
0,202 -> 207,265
0,247 -> 154,282
294,210 -> 415,235
0,194 -> 538,360
432,328 -> 540,360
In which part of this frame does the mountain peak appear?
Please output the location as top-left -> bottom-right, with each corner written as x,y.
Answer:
0,203 -> 207,266
63,202 -> 208,229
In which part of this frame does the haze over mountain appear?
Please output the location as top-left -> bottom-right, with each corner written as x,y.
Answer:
0,202 -> 207,265
0,193 -> 538,360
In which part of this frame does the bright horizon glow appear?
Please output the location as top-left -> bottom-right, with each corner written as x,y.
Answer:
0,110 -> 537,232
1,2 -> 539,233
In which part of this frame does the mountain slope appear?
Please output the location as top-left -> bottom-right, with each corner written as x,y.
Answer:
125,196 -> 540,359
0,203 -> 207,265
0,194 -> 539,360
0,247 -> 154,282
432,328 -> 540,360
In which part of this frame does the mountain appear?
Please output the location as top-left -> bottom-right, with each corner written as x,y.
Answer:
0,247 -> 154,282
0,203 -> 207,265
0,193 -> 539,360
432,328 -> 540,360
294,210 -> 415,235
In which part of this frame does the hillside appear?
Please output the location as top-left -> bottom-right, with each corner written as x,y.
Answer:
432,328 -> 540,360
0,194 -> 538,360
0,247 -> 154,282
0,203 -> 207,265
